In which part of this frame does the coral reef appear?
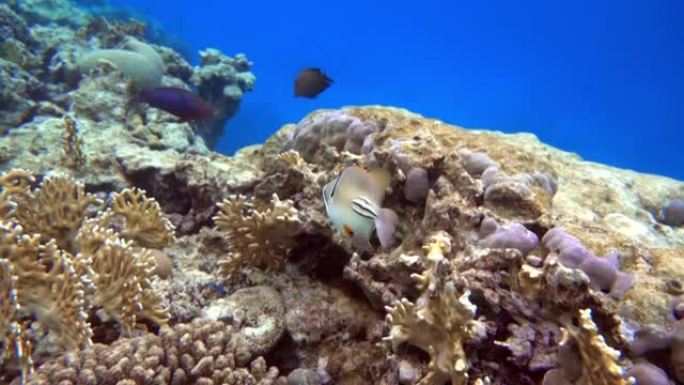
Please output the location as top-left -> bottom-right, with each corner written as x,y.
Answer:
0,170 -> 174,381
2,5 -> 684,383
26,319 -> 286,385
191,48 -> 256,148
214,193 -> 301,276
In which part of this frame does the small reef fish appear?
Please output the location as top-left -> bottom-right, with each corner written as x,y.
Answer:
139,87 -> 214,121
294,68 -> 332,98
322,165 -> 398,251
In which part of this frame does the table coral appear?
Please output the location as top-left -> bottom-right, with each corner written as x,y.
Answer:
214,193 -> 301,276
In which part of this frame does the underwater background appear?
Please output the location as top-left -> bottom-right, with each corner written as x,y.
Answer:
106,0 -> 684,180
3,1 -> 684,384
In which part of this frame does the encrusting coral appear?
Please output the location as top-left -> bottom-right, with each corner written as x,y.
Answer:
214,193 -> 301,276
25,319 -> 287,385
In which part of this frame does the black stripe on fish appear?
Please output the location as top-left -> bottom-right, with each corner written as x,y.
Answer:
351,196 -> 378,219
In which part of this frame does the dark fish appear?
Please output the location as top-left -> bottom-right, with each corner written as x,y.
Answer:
139,87 -> 214,121
294,68 -> 332,98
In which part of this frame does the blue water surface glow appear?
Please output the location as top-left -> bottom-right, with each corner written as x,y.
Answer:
109,0 -> 684,180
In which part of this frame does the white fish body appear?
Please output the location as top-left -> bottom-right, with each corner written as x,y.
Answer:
322,166 -> 388,251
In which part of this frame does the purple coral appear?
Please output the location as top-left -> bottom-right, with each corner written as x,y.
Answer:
460,149 -> 498,178
660,199 -> 684,227
542,228 -> 635,298
477,217 -> 539,255
288,109 -> 379,162
626,360 -> 673,385
403,167 -> 430,203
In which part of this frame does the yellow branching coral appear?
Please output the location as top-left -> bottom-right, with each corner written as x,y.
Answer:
11,175 -> 103,252
0,221 -> 92,352
277,149 -> 307,168
0,169 -> 172,373
385,232 -> 483,385
544,308 -> 628,385
0,169 -> 34,219
99,187 -> 175,248
79,228 -> 168,334
0,258 -> 33,383
214,193 -> 300,276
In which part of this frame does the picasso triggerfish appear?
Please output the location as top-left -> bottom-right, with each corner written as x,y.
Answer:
322,166 -> 398,251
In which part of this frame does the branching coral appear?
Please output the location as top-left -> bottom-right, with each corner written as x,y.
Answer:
77,225 -> 168,334
0,221 -> 93,352
214,193 -> 300,276
11,174 -> 103,252
385,232 -> 484,385
0,257 -> 33,383
0,168 -> 33,219
26,319 -> 286,385
99,187 -> 176,248
0,169 -> 174,375
542,309 -> 627,385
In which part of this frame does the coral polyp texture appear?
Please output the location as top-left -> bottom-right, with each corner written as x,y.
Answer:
2,4 -> 684,384
214,193 -> 301,275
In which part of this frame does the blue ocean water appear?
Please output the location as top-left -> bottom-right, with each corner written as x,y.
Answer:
110,0 -> 684,180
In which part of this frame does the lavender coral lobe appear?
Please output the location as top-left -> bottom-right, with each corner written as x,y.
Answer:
1,2 -> 684,384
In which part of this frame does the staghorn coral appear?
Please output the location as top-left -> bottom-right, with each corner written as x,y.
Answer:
99,187 -> 176,249
214,193 -> 301,276
26,319 -> 286,385
542,309 -> 628,385
385,232 -> 485,385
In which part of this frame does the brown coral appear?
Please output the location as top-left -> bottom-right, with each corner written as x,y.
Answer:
385,232 -> 484,385
10,174 -> 103,252
542,308 -> 628,385
99,187 -> 176,248
214,193 -> 300,276
78,226 -> 168,334
0,169 -> 172,377
0,221 -> 93,352
0,257 -> 33,384
26,319 -> 286,385
59,114 -> 86,171
0,168 -> 33,219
